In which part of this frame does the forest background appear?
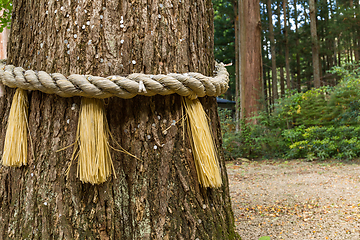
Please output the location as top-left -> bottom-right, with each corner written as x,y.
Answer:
214,0 -> 360,161
0,0 -> 360,161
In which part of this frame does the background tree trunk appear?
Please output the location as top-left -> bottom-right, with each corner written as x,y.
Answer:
0,0 -> 239,239
283,0 -> 291,91
337,37 -> 341,66
262,36 -> 270,113
267,66 -> 272,109
234,0 -> 241,132
310,0 -> 321,88
276,1 -> 285,97
267,0 -> 278,100
355,0 -> 360,61
280,67 -> 285,97
239,0 -> 263,123
294,0 -> 302,92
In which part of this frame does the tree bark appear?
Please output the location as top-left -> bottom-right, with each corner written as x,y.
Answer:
283,0 -> 291,91
280,67 -> 285,97
349,0 -> 355,63
263,60 -> 268,113
349,40 -> 353,63
267,66 -> 272,110
309,0 -> 321,88
239,0 -> 246,121
262,33 -> 269,113
354,0 -> 360,61
337,37 -> 342,66
234,0 -> 241,132
276,1 -> 285,97
0,0 -> 239,239
325,0 -> 334,85
239,0 -> 263,123
294,0 -> 301,92
267,0 -> 278,100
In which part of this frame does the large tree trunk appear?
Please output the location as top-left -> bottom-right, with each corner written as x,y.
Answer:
0,0 -> 239,239
309,0 -> 321,88
267,0 -> 278,101
239,0 -> 263,123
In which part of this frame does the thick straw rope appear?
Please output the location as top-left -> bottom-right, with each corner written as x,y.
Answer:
0,61 -> 229,99
0,60 -> 228,187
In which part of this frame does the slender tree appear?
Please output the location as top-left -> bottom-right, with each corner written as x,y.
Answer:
294,0 -> 302,92
355,0 -> 360,61
0,0 -> 239,238
267,0 -> 278,100
262,23 -> 271,112
283,0 -> 291,90
276,0 -> 285,97
234,0 -> 241,131
309,0 -> 321,88
349,0 -> 359,62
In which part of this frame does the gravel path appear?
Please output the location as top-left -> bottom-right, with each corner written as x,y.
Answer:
228,159 -> 360,240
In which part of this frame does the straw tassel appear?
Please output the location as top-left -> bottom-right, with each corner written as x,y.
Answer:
2,88 -> 29,167
183,97 -> 222,188
74,97 -> 115,184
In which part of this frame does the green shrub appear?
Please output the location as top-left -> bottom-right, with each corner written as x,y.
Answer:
286,125 -> 360,160
219,62 -> 360,161
219,111 -> 360,160
219,109 -> 288,160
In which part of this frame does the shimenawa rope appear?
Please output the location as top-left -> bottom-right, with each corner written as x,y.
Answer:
0,60 -> 228,187
0,61 -> 229,100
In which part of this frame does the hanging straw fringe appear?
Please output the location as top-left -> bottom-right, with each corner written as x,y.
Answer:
74,98 -> 115,184
183,97 -> 222,188
2,88 -> 28,167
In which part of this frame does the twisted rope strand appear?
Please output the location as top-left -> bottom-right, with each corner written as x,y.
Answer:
0,61 -> 229,99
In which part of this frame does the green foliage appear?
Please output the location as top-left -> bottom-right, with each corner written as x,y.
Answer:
220,62 -> 360,161
271,63 -> 360,128
286,125 -> 360,160
0,0 -> 12,32
219,109 -> 287,160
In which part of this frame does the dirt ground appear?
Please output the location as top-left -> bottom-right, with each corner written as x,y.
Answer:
227,158 -> 360,240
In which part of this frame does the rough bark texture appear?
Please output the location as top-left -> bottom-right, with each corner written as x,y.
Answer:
309,0 -> 321,88
0,0 -> 239,239
239,0 -> 263,123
